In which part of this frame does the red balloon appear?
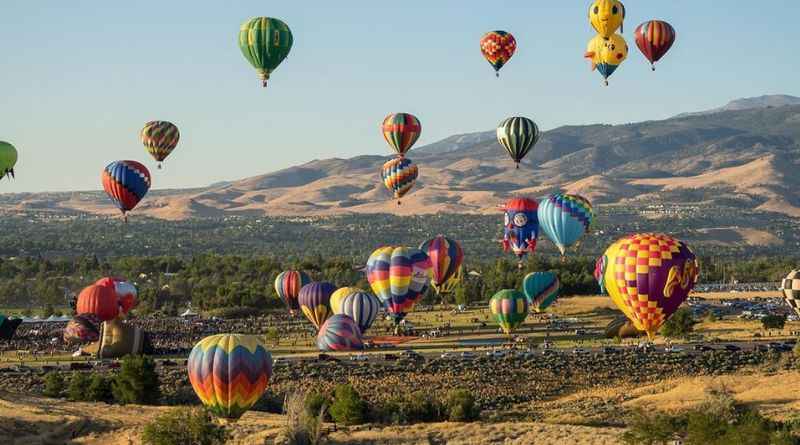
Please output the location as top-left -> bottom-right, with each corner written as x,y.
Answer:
76,284 -> 119,321
634,20 -> 676,70
95,277 -> 138,315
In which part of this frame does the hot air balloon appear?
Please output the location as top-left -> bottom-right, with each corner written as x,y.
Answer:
188,334 -> 273,420
601,233 -> 699,339
95,277 -> 138,315
317,314 -> 364,352
604,315 -> 645,339
523,272 -> 561,313
381,113 -> 421,157
419,236 -> 464,295
76,284 -> 119,322
589,0 -> 626,37
490,289 -> 528,335
335,291 -> 380,334
479,31 -> 516,77
298,282 -> 335,330
330,287 -> 362,315
634,20 -> 676,71
496,117 -> 539,168
81,318 -> 151,359
502,198 -> 539,264
141,121 -> 180,169
274,270 -> 311,315
0,314 -> 22,340
381,157 -> 418,205
101,160 -> 151,222
781,270 -> 800,317
585,34 -> 628,86
63,314 -> 101,344
238,17 -> 293,88
435,267 -> 463,297
366,246 -> 432,323
0,141 -> 17,180
537,194 -> 594,256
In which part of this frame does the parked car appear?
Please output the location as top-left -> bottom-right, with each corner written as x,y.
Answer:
350,353 -> 368,362
317,353 -> 339,362
723,344 -> 741,352
572,348 -> 588,355
602,347 -> 620,354
400,350 -> 423,360
440,352 -> 456,359
460,351 -> 476,360
692,344 -> 713,352
664,346 -> 684,353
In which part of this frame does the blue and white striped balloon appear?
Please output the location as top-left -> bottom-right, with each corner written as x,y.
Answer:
335,291 -> 380,334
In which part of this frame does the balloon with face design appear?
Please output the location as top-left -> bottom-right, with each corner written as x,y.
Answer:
502,198 -> 539,262
589,0 -> 625,37
585,33 -> 628,85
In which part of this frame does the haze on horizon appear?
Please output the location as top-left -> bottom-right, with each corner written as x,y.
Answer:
1,1 -> 798,193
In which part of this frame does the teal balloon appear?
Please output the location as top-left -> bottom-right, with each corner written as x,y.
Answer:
523,272 -> 561,313
537,194 -> 594,256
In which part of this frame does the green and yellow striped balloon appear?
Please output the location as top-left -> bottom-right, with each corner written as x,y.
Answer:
238,17 -> 293,88
490,289 -> 528,335
140,121 -> 179,169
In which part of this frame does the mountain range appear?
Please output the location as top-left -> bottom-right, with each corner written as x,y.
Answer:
2,94 -> 799,221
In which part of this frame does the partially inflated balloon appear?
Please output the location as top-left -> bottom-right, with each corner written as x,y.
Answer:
298,282 -> 335,330
781,270 -> 800,317
274,270 -> 311,314
64,314 -> 101,344
101,160 -> 151,220
490,289 -> 528,335
602,233 -> 699,339
634,20 -> 676,71
502,198 -> 539,261
366,246 -> 432,323
479,31 -> 516,77
381,113 -> 421,157
77,284 -> 119,322
238,17 -> 293,87
419,235 -> 464,294
141,121 -> 180,169
589,0 -> 626,37
188,334 -> 272,420
336,291 -> 380,334
537,194 -> 594,256
523,272 -> 561,313
95,277 -> 138,315
317,315 -> 364,351
497,117 -> 539,168
0,141 -> 17,180
330,287 -> 361,315
585,34 -> 628,85
381,157 -> 418,204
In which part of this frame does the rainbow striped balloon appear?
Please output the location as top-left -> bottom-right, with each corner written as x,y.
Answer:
298,282 -> 335,330
317,314 -> 364,352
187,334 -> 272,420
523,272 -> 561,313
537,193 -> 594,256
490,289 -> 528,335
381,157 -> 418,203
419,235 -> 464,293
366,246 -> 432,323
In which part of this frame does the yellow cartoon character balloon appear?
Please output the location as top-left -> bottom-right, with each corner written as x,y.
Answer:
585,33 -> 628,85
589,0 -> 625,37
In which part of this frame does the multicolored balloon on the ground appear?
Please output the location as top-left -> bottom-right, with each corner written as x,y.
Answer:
496,117 -> 539,168
188,334 -> 273,420
298,282 -> 335,330
634,20 -> 676,71
274,270 -> 311,314
601,233 -> 699,339
490,289 -> 528,335
781,270 -> 800,317
335,291 -> 380,334
63,314 -> 101,344
0,141 -> 17,180
76,284 -> 119,322
330,287 -> 361,315
604,315 -> 645,339
316,314 -> 364,352
381,113 -> 421,157
366,246 -> 432,323
238,17 -> 293,87
419,235 -> 464,295
537,194 -> 594,256
101,160 -> 151,221
523,272 -> 561,313
585,34 -> 628,86
141,121 -> 180,169
589,0 -> 625,37
381,157 -> 418,204
95,277 -> 138,315
502,198 -> 539,262
479,31 -> 516,77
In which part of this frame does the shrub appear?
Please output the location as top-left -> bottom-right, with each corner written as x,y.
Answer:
304,391 -> 331,421
762,315 -> 787,330
621,409 -> 686,445
444,389 -> 480,422
112,355 -> 161,405
87,374 -> 114,403
284,392 -> 325,445
141,407 -> 227,445
251,389 -> 285,414
43,372 -> 65,398
398,392 -> 444,424
68,372 -> 91,402
660,308 -> 695,339
329,384 -> 366,426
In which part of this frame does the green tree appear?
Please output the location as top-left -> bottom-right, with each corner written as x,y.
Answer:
328,384 -> 366,426
660,308 -> 696,339
68,373 -> 91,402
761,315 -> 786,330
113,355 -> 161,405
43,372 -> 65,398
87,375 -> 114,403
141,407 -> 227,445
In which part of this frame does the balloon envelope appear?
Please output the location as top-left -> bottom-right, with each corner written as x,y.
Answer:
188,334 -> 273,420
366,246 -> 432,323
336,291 -> 380,334
523,272 -> 561,313
589,0 -> 626,37
781,270 -> 800,317
490,289 -> 528,335
64,314 -> 101,344
381,113 -> 421,157
479,31 -> 516,75
77,284 -> 119,322
419,235 -> 464,292
0,141 -> 17,180
0,314 -> 22,340
274,270 -> 311,313
634,20 -> 676,69
330,287 -> 362,315
317,314 -> 364,352
238,17 -> 293,87
141,121 -> 180,165
101,160 -> 151,215
496,117 -> 539,167
537,194 -> 594,256
502,198 -> 539,259
381,157 -> 418,201
95,277 -> 138,315
298,282 -> 335,330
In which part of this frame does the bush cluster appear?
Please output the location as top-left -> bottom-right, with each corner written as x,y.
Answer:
142,407 -> 227,445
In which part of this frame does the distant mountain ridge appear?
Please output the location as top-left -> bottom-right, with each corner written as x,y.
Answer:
1,95 -> 800,220
673,94 -> 800,118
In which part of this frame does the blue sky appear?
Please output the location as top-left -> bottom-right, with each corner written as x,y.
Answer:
1,1 -> 798,193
